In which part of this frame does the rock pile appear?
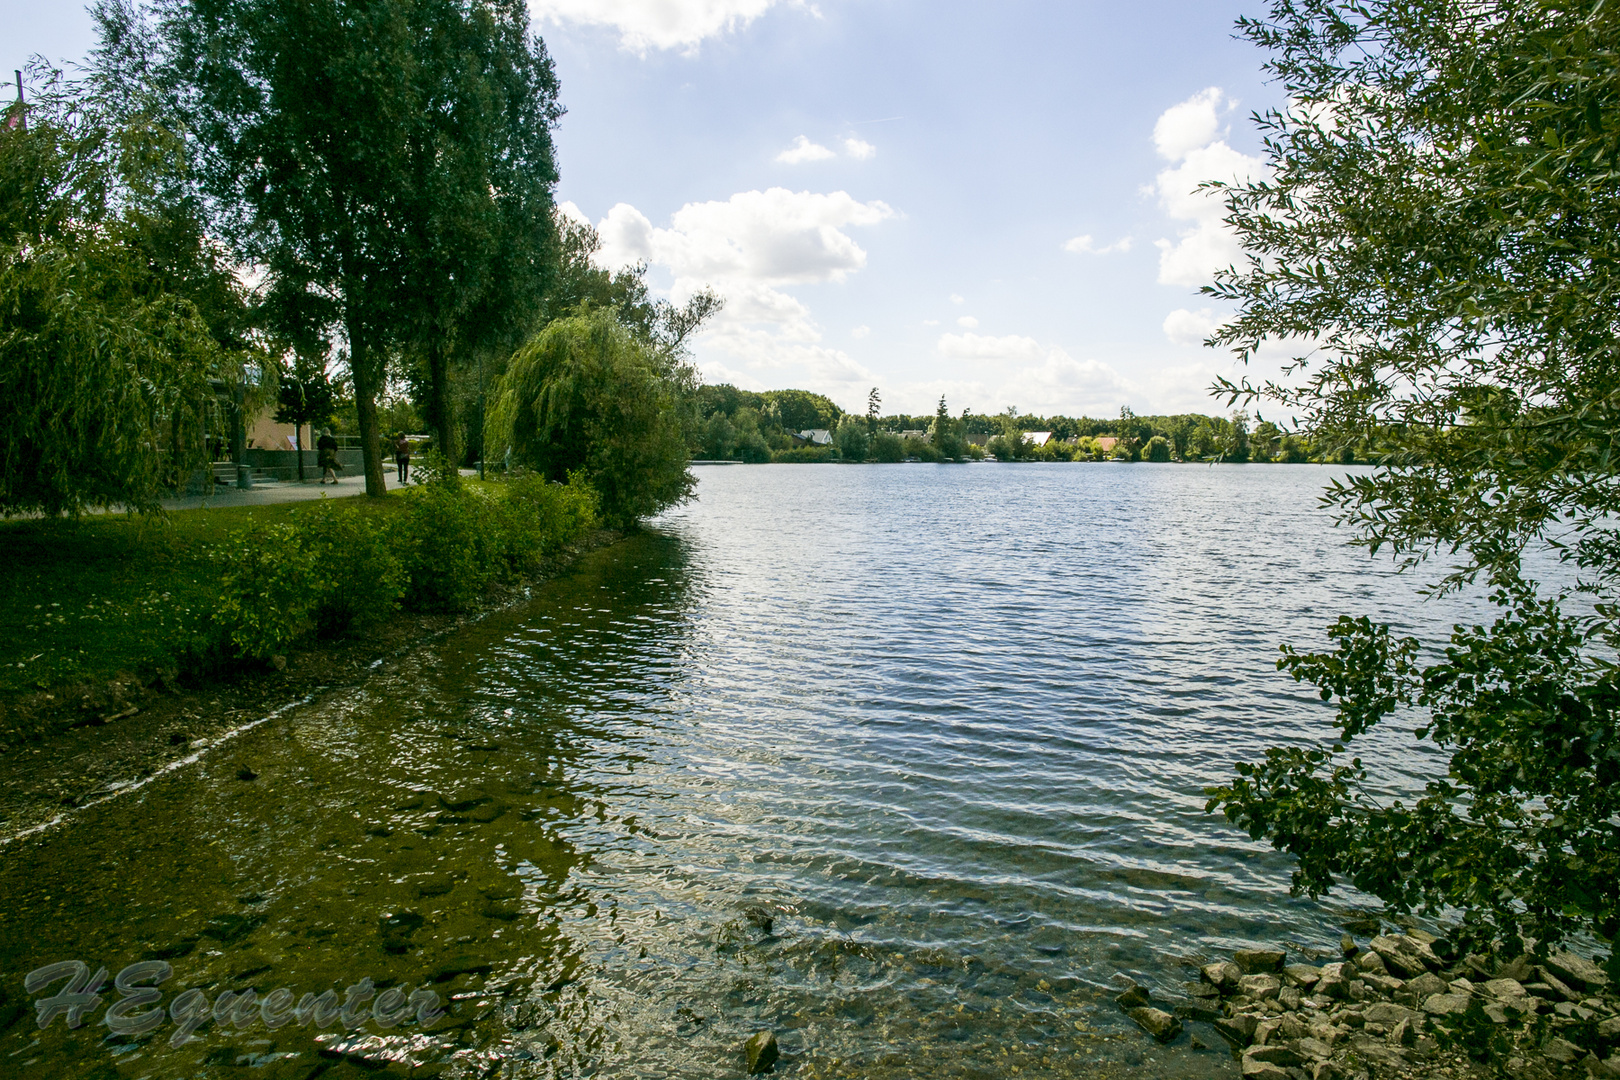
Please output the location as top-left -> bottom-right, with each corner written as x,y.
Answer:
1118,932 -> 1620,1080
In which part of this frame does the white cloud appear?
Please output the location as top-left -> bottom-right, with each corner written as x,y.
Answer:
557,200 -> 591,227
922,319 -> 940,326
1063,233 -> 1133,255
776,135 -> 835,164
596,202 -> 657,268
587,188 -> 894,399
1151,89 -> 1266,288
1154,87 -> 1229,160
956,315 -> 979,329
949,293 -> 965,305
843,137 -> 877,160
591,189 -> 893,288
1162,307 -> 1224,347
935,332 -> 1136,416
851,325 -> 871,339
531,0 -> 796,53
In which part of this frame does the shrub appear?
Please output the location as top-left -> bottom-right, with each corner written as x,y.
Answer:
296,502 -> 406,635
496,472 -> 598,576
211,524 -> 323,660
771,446 -> 832,463
903,436 -> 942,462
1144,435 -> 1171,462
834,423 -> 869,462
397,483 -> 503,611
870,432 -> 904,463
736,430 -> 771,463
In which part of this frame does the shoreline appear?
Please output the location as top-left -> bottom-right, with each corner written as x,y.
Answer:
1131,932 -> 1618,1080
0,528 -> 623,844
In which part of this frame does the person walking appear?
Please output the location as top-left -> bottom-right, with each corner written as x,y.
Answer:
393,433 -> 412,485
317,428 -> 341,484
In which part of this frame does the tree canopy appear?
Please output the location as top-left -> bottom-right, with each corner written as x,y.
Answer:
0,62 -> 231,516
486,308 -> 698,527
1204,0 -> 1620,957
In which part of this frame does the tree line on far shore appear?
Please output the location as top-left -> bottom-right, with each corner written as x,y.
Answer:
696,384 -> 1365,464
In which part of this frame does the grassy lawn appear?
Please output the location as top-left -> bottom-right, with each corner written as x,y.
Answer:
0,498 -> 407,700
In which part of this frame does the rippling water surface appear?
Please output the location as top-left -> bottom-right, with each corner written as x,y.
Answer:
0,464 -> 1494,1079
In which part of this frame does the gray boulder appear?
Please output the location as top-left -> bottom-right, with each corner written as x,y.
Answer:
1127,1006 -> 1182,1043
1368,935 -> 1436,979
1245,1044 -> 1303,1067
1545,950 -> 1610,992
1404,972 -> 1447,1000
1235,949 -> 1287,974
1238,974 -> 1282,1001
1423,992 -> 1471,1018
1116,984 -> 1151,1010
1202,961 -> 1242,992
1283,964 -> 1322,989
744,1031 -> 779,1075
1215,1012 -> 1260,1049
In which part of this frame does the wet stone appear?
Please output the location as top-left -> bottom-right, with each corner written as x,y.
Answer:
438,790 -> 490,813
1116,984 -> 1151,1009
1235,949 -> 1287,974
1423,992 -> 1471,1017
378,910 -> 424,954
1239,974 -> 1282,1001
430,956 -> 492,983
416,875 -> 455,898
1127,1006 -> 1182,1043
1546,951 -> 1610,992
1283,964 -> 1322,989
1403,971 -> 1446,1000
1202,961 -> 1242,992
1215,1012 -> 1260,1049
744,1030 -> 779,1074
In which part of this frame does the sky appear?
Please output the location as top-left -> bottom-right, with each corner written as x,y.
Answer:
8,0 -> 1286,419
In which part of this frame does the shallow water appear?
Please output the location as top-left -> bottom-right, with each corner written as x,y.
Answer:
0,464 -> 1492,1079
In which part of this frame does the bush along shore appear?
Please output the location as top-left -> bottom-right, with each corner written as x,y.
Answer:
0,472 -> 606,837
1116,932 -> 1617,1080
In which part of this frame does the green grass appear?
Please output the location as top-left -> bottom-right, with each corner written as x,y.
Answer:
0,498 -> 407,699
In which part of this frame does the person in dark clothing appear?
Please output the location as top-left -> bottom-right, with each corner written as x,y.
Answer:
317,429 -> 340,484
393,433 -> 411,484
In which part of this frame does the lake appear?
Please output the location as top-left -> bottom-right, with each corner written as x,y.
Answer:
0,463 -> 1489,1079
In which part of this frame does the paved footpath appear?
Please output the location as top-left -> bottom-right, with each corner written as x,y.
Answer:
155,465 -> 476,512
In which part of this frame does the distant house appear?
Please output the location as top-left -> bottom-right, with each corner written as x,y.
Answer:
965,433 -> 990,447
899,429 -> 928,440
1094,436 -> 1119,452
794,428 -> 833,446
1025,431 -> 1053,447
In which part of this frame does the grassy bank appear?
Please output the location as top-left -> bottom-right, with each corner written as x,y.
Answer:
0,475 -> 597,739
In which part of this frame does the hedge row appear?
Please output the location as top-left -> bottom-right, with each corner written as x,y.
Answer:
211,474 -> 598,662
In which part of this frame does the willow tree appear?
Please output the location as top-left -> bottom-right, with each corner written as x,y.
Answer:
486,308 -> 699,527
1204,0 -> 1620,957
0,66 -> 222,516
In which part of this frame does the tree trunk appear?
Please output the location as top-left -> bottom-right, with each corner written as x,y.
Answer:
426,337 -> 457,466
348,323 -> 389,497
295,421 -> 305,482
231,384 -> 250,489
